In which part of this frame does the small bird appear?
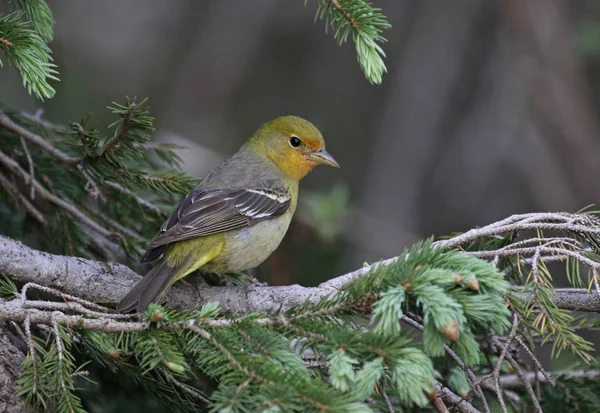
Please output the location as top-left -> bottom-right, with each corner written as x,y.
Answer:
117,115 -> 339,313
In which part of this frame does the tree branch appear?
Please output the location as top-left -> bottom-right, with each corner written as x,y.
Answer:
1,233 -> 599,316
0,300 -> 39,413
0,150 -> 117,241
0,111 -> 80,165
2,211 -> 600,412
479,369 -> 600,389
435,382 -> 482,413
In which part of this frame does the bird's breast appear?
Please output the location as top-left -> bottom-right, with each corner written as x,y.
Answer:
206,210 -> 294,272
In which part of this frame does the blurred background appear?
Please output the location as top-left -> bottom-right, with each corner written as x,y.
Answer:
2,0 -> 600,288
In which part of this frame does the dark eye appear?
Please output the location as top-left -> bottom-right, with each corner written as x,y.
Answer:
290,136 -> 301,147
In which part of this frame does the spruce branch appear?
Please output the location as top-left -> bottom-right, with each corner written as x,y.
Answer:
0,10 -> 58,99
0,110 -> 80,164
103,180 -> 162,214
0,169 -> 46,224
0,148 -> 117,240
14,0 -> 55,41
401,313 -> 491,413
309,0 -> 391,84
0,99 -> 194,261
492,336 -> 544,413
435,382 -> 483,413
2,205 -> 600,411
1,233 -> 600,315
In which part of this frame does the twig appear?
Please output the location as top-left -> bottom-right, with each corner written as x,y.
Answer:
23,300 -> 135,320
21,110 -> 61,131
440,212 -> 600,249
2,110 -> 108,204
23,314 -> 38,395
435,382 -> 482,413
104,180 -> 162,214
484,369 -> 600,388
322,212 -> 600,290
51,314 -> 74,410
77,164 -> 104,201
86,206 -> 145,241
494,338 -> 543,413
104,107 -> 132,155
0,170 -> 46,224
0,149 -> 117,240
165,371 -> 211,404
489,314 -> 519,413
187,323 -> 270,384
402,314 -> 490,413
381,388 -> 394,413
593,268 -> 600,298
0,111 -> 80,164
330,0 -> 361,31
513,335 -> 554,385
470,247 -> 600,271
21,282 -> 118,312
19,136 -> 35,199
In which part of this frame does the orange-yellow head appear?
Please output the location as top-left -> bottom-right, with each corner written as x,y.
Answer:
245,115 -> 339,180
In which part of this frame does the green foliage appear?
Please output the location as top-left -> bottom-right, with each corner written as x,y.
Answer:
0,275 -> 18,299
1,3 -> 599,411
309,0 -> 391,84
0,97 -> 195,262
536,369 -> 600,413
9,243 -> 515,412
17,325 -> 87,412
14,0 -> 54,41
288,239 -> 510,367
447,367 -> 469,397
510,284 -> 595,363
0,1 -> 57,99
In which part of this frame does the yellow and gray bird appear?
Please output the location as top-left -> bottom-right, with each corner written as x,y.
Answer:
117,116 -> 339,313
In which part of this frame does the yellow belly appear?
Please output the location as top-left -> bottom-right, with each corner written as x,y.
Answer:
164,211 -> 293,275
204,212 -> 293,272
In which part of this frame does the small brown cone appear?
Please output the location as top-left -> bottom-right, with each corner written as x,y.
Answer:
442,321 -> 459,342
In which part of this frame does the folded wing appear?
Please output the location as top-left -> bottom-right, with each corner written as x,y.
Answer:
141,188 -> 291,262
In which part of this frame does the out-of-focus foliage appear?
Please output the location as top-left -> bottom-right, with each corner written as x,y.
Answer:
0,1 -> 57,99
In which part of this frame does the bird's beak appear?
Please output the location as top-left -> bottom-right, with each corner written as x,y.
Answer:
308,149 -> 340,168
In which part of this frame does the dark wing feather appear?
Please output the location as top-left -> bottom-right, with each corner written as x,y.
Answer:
140,188 -> 291,263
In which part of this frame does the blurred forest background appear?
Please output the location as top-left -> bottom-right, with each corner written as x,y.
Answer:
2,0 -> 600,290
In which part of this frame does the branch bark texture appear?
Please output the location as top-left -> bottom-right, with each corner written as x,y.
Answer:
0,301 -> 37,413
1,234 -> 600,314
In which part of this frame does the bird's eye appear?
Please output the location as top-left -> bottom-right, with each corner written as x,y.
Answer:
289,136 -> 302,147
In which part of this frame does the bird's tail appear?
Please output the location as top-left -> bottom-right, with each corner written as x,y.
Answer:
117,261 -> 181,313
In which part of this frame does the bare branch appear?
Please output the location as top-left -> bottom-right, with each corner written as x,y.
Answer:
0,111 -> 80,164
104,180 -> 162,214
435,382 -> 482,413
0,315 -> 39,412
0,150 -> 117,240
1,234 -> 600,316
0,170 -> 46,224
2,211 -> 600,411
479,369 -> 600,388
493,338 -> 543,413
19,136 -> 35,199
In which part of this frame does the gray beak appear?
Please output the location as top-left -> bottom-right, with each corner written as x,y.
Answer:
309,149 -> 340,168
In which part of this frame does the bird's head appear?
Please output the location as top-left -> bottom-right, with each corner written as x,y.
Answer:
246,115 -> 339,180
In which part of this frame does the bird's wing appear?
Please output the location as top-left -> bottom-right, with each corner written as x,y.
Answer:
140,188 -> 291,262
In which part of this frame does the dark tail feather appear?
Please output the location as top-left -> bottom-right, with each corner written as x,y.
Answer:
117,261 -> 179,313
